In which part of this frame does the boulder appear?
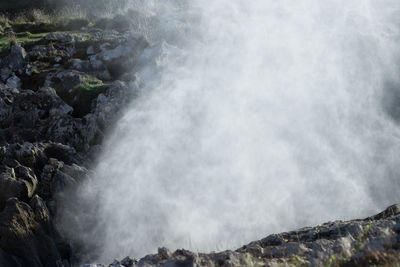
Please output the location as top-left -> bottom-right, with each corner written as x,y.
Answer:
45,70 -> 107,117
0,197 -> 65,267
0,169 -> 29,208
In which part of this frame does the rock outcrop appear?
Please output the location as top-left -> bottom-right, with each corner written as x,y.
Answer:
0,19 -> 146,267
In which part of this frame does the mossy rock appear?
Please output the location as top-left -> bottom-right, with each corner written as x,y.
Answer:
0,32 -> 49,54
71,83 -> 109,117
49,71 -> 108,117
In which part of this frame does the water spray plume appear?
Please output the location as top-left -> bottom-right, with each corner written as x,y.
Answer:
59,0 -> 400,263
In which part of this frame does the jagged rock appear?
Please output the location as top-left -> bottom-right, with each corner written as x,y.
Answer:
13,142 -> 45,168
44,70 -> 107,117
28,44 -> 73,63
0,87 -> 75,144
6,74 -> 21,89
367,204 -> 400,220
90,80 -> 134,128
43,143 -> 77,166
0,20 -> 148,267
8,45 -> 26,71
0,168 -> 29,207
120,257 -> 135,267
0,46 -> 26,82
0,198 -> 63,267
13,165 -> 38,198
158,247 -> 171,260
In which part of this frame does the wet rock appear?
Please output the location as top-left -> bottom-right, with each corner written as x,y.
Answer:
109,260 -> 122,267
158,247 -> 171,260
120,257 -> 135,267
1,45 -> 27,74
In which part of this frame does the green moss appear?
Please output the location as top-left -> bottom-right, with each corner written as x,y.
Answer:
289,255 -> 308,267
0,32 -> 49,56
71,82 -> 109,117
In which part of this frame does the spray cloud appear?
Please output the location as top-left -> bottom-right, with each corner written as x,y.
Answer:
60,0 -> 400,263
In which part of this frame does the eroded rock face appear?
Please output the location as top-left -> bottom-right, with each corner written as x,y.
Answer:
0,21 -> 145,267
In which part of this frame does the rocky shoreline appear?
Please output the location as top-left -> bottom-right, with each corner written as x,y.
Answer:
0,12 -> 400,267
85,204 -> 400,267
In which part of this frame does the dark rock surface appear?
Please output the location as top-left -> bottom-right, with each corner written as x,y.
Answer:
0,20 -> 145,267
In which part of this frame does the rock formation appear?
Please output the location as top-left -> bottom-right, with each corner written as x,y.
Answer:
0,17 -> 146,267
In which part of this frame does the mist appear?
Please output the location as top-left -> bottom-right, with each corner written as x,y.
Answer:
59,0 -> 400,263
